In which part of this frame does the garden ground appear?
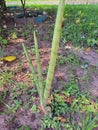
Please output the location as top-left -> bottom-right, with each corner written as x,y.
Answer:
0,4 -> 98,130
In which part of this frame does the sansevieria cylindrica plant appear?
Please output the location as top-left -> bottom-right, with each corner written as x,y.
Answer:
23,0 -> 65,113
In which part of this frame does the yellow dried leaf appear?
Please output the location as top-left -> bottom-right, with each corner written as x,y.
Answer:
3,56 -> 16,62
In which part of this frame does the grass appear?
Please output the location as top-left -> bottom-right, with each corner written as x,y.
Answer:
62,5 -> 98,47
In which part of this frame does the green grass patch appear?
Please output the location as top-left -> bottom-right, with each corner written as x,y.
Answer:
25,4 -> 98,48
62,5 -> 98,47
6,0 -> 58,2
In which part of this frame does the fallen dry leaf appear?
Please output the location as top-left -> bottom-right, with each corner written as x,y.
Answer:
3,55 -> 16,62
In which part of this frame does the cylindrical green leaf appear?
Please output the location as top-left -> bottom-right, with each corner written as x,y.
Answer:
44,0 -> 65,102
22,43 -> 39,92
34,31 -> 44,100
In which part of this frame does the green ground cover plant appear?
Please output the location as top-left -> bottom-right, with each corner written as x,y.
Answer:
62,5 -> 98,47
